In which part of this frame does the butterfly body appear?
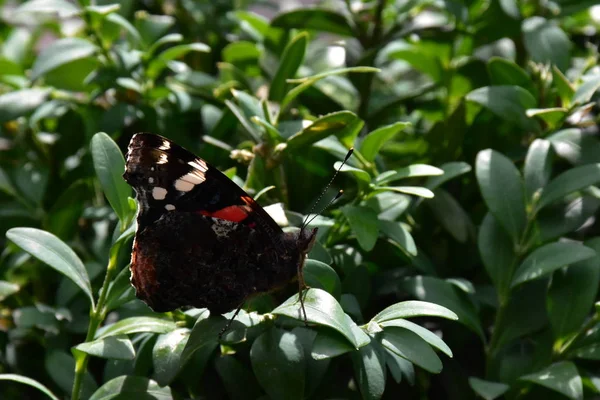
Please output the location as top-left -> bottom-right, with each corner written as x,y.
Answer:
123,133 -> 316,315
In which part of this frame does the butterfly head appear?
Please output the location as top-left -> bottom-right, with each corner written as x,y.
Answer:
298,227 -> 318,254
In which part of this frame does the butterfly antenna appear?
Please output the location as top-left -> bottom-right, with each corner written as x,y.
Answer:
301,148 -> 354,231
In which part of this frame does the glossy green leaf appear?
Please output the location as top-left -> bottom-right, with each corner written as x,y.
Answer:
476,149 -> 527,242
468,377 -> 510,400
147,42 -> 210,78
335,162 -> 370,183
478,213 -> 516,297
269,32 -> 307,102
380,319 -> 452,357
0,88 -> 50,123
271,8 -> 354,36
303,259 -> 342,299
342,205 -> 379,251
523,17 -> 572,71
91,132 -> 132,224
351,341 -> 386,400
31,38 -> 97,80
360,122 -> 411,162
372,300 -> 458,323
526,108 -> 567,127
379,220 -> 417,256
286,111 -> 362,151
311,328 -> 356,360
0,374 -> 59,400
89,376 -> 173,400
487,57 -> 533,92
425,162 -> 471,190
282,67 -> 379,109
180,316 -> 245,367
400,276 -> 483,338
152,328 -> 190,386
250,328 -> 305,400
0,281 -> 20,301
95,317 -> 177,339
375,164 -> 443,185
215,354 -> 263,400
104,264 -> 136,312
427,189 -> 474,243
74,335 -> 135,360
375,186 -> 434,198
387,42 -> 444,81
524,139 -> 553,200
572,344 -> 600,360
512,242 -> 596,287
106,13 -> 142,44
552,66 -> 575,107
547,238 -> 600,341
12,0 -> 80,23
381,327 -> 442,373
520,361 -> 582,400
572,75 -> 600,106
548,128 -> 600,165
537,164 -> 600,210
6,228 -> 94,306
273,288 -> 365,348
466,86 -> 538,131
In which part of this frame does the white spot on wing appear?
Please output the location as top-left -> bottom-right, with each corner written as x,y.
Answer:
152,187 -> 167,200
174,179 -> 194,192
165,204 -> 176,211
158,141 -> 171,150
148,177 -> 154,184
157,153 -> 168,164
174,170 -> 206,192
188,159 -> 208,171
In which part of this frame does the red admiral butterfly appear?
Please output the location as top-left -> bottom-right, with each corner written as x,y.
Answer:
123,133 -> 332,324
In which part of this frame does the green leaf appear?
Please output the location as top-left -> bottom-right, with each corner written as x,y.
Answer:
0,88 -> 50,123
548,128 -> 600,165
271,8 -> 354,36
475,149 -> 527,242
468,377 -> 510,400
372,300 -> 458,323
466,86 -> 538,131
180,316 -> 245,367
478,213 -> 517,297
537,164 -> 600,210
552,66 -> 575,107
360,122 -> 411,162
269,32 -> 307,102
572,344 -> 600,360
487,57 -> 533,92
572,75 -> 600,106
375,164 -> 443,185
147,42 -> 210,78
250,328 -> 305,400
379,220 -> 417,256
303,259 -> 342,299
524,139 -> 553,200
520,361 -> 582,400
12,0 -> 80,23
95,317 -> 177,339
381,327 -> 442,373
511,242 -> 596,288
74,335 -> 135,360
351,341 -> 386,400
282,67 -> 379,109
106,13 -> 142,44
387,42 -> 444,81
547,238 -> 600,341
342,205 -> 379,251
427,189 -> 474,243
89,376 -> 173,400
311,329 -> 356,360
0,281 -> 20,301
152,328 -> 190,386
6,228 -> 94,306
379,319 -> 452,357
104,264 -> 136,312
0,374 -> 59,400
526,108 -> 567,128
91,132 -> 132,223
425,162 -> 471,190
400,276 -> 484,339
215,354 -> 263,400
272,288 -> 366,348
31,38 -> 97,80
334,162 -> 371,184
522,17 -> 572,72
375,186 -> 434,198
286,111 -> 363,151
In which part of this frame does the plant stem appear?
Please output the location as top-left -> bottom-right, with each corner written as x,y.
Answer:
71,251 -> 119,400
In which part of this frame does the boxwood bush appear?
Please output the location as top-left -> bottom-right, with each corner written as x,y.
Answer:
1,0 -> 600,399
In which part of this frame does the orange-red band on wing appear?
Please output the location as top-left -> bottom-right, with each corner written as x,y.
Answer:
199,205 -> 251,222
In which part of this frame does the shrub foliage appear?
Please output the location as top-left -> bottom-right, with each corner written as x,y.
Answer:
1,0 -> 600,399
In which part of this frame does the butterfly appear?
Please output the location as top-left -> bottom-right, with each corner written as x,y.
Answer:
122,133 -> 318,324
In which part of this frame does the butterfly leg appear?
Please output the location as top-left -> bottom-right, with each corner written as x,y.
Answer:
219,303 -> 244,340
297,258 -> 311,326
